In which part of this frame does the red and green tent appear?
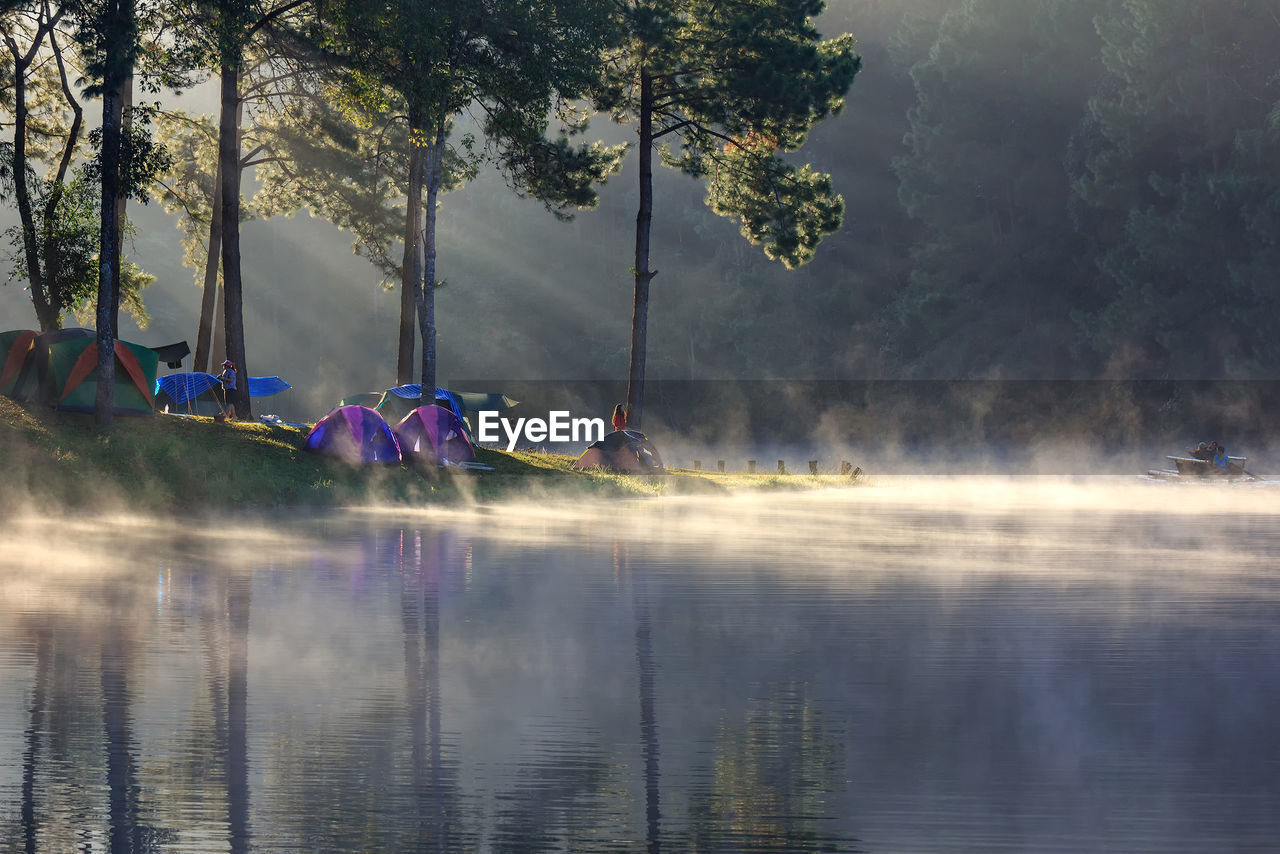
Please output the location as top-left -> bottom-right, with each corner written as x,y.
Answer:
45,337 -> 159,415
1,330 -> 39,398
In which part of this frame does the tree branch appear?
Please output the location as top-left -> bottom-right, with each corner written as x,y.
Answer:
246,0 -> 310,39
46,24 -> 81,191
239,142 -> 267,165
651,118 -> 695,140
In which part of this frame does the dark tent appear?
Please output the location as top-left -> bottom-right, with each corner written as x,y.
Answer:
571,430 -> 665,473
1,330 -> 39,399
304,405 -> 401,464
339,391 -> 384,409
149,341 -> 190,369
452,391 -> 519,412
394,406 -> 476,466
1,327 -> 94,403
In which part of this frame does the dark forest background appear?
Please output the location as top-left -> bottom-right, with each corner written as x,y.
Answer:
3,0 -> 1279,420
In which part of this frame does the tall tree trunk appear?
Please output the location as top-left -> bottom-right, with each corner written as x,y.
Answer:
193,149 -> 224,373
417,120 -> 445,399
95,82 -> 123,428
8,45 -> 56,331
626,68 -> 656,430
399,107 -> 424,386
111,73 -> 132,331
219,61 -> 251,420
39,27 -> 84,334
214,283 -> 227,365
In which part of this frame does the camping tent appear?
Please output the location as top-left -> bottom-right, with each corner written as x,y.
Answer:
375,385 -> 467,431
0,330 -> 39,398
45,336 -> 159,415
154,372 -> 292,415
394,406 -> 476,465
304,405 -> 401,464
571,430 -> 665,473
451,390 -> 518,436
1,327 -> 95,402
452,392 -> 519,412
338,391 -> 383,409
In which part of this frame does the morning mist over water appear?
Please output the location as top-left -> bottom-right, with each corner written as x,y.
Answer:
3,483 -> 1280,852
4,0 -> 1280,848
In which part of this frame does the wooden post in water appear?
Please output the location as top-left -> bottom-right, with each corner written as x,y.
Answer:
747,460 -> 756,474
692,460 -> 701,471
840,461 -> 852,475
809,460 -> 818,475
777,460 -> 786,475
717,460 -> 725,472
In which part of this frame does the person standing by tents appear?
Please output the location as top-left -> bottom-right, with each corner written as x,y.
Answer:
217,359 -> 237,421
612,403 -> 628,432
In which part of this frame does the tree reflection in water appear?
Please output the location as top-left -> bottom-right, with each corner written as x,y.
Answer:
400,527 -> 451,852
619,539 -> 663,854
3,513 -> 861,852
100,573 -> 174,852
20,628 -> 50,854
687,684 -> 861,853
226,574 -> 251,854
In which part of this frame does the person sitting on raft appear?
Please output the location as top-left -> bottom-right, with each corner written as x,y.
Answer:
1192,442 -> 1212,461
1211,441 -> 1229,469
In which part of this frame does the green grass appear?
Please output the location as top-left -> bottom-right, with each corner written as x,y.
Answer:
0,397 -> 862,513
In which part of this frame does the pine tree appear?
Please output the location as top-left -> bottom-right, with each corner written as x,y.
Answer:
592,0 -> 859,426
160,0 -> 313,419
319,0 -> 622,396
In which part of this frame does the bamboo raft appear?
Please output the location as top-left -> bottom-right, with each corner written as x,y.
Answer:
1148,455 -> 1252,480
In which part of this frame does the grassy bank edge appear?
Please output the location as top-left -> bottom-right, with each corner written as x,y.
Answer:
0,398 -> 862,514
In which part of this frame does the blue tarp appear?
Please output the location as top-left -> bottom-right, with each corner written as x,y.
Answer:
155,372 -> 292,404
387,385 -> 461,414
387,384 -> 455,402
248,375 -> 291,397
155,372 -> 220,404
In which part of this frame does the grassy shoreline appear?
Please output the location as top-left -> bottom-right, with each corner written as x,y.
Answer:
0,398 -> 861,514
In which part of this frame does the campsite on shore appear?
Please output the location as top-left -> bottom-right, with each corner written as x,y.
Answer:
0,397 -> 861,513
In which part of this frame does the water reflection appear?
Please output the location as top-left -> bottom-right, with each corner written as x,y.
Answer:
2,482 -> 1280,852
625,543 -> 662,854
400,529 -> 455,852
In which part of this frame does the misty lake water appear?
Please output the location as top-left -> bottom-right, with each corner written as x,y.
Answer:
3,478 -> 1280,853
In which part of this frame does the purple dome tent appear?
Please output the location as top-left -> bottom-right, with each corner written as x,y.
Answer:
394,406 -> 476,465
304,405 -> 401,464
